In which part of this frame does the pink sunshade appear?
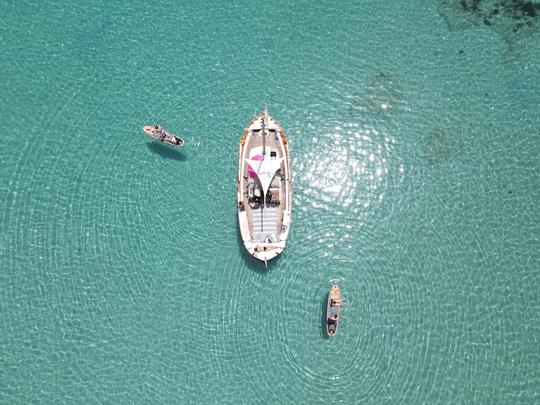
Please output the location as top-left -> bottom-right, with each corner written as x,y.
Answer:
248,154 -> 263,178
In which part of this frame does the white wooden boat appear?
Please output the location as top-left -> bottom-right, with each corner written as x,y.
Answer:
237,109 -> 292,266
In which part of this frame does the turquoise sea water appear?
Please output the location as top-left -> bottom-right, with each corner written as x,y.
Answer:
1,1 -> 539,403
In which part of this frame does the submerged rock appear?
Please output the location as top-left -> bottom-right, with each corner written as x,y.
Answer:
423,128 -> 464,165
439,0 -> 539,46
350,72 -> 403,118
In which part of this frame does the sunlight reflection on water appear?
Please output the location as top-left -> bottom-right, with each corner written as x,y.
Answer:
295,121 -> 398,221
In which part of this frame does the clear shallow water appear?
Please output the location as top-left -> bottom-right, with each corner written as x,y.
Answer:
1,1 -> 539,403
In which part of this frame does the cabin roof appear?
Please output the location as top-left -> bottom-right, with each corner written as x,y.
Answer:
246,155 -> 283,196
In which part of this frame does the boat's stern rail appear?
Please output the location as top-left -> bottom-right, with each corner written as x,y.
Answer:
243,240 -> 285,262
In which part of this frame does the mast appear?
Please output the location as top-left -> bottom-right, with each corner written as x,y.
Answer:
261,108 -> 268,210
261,108 -> 268,158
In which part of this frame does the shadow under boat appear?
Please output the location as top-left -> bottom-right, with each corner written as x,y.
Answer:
145,142 -> 187,161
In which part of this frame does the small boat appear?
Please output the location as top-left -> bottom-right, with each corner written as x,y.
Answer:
237,109 -> 292,266
326,284 -> 342,336
143,125 -> 184,147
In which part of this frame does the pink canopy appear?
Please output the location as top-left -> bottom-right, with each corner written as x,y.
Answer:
248,154 -> 263,178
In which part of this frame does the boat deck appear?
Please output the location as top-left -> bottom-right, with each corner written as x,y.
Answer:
240,127 -> 288,243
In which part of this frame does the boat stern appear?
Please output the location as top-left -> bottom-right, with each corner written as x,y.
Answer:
243,241 -> 285,264
143,125 -> 158,136
252,247 -> 282,263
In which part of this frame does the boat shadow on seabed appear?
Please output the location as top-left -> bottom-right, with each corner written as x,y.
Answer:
145,142 -> 187,161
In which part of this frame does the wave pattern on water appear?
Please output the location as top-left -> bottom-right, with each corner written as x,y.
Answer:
1,0 -> 540,404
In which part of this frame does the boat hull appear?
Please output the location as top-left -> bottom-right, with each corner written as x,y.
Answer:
143,125 -> 184,147
237,111 -> 292,264
326,285 -> 341,336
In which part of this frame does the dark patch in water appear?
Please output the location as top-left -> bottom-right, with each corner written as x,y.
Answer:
145,142 -> 187,161
521,1 -> 537,17
350,72 -> 402,119
439,0 -> 539,50
262,36 -> 276,51
460,0 -> 482,12
423,128 -> 464,165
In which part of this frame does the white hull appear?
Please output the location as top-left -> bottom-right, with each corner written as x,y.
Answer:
237,110 -> 292,264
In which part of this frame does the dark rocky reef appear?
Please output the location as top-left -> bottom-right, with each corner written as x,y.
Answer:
439,0 -> 539,44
